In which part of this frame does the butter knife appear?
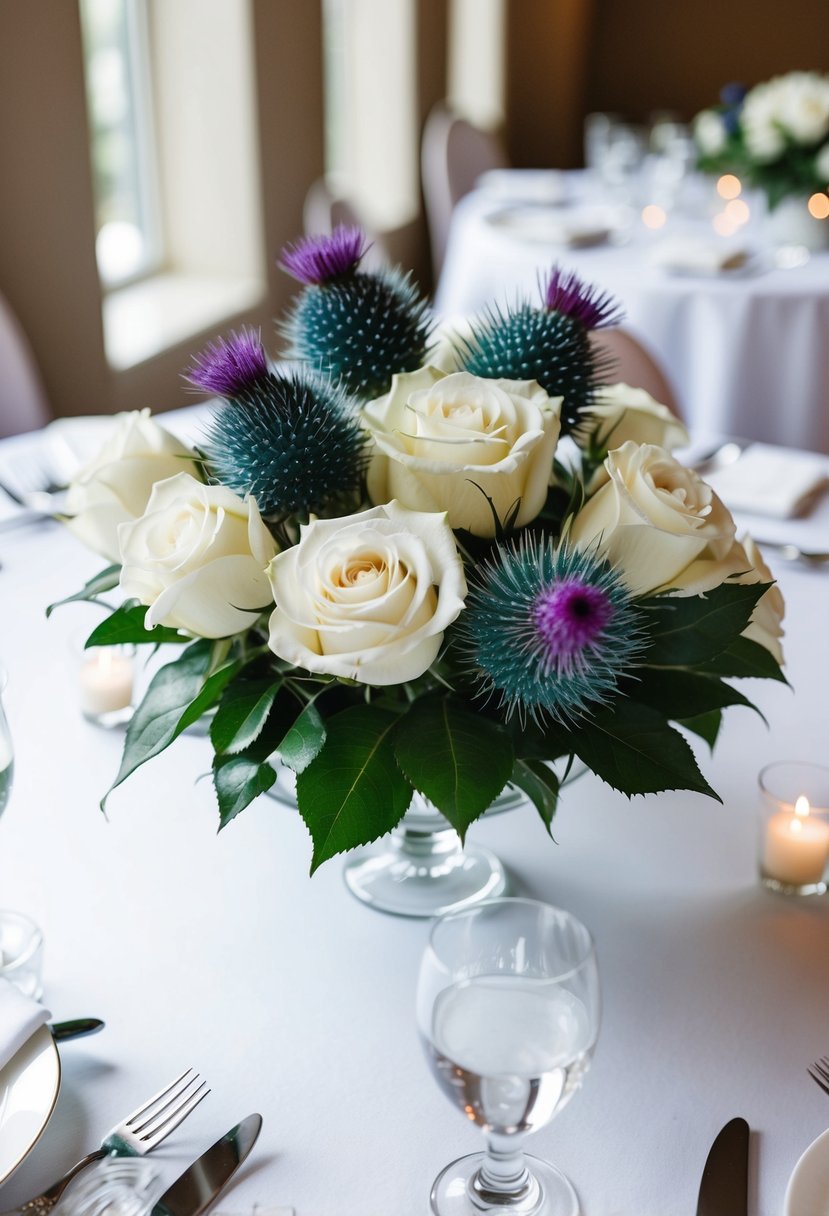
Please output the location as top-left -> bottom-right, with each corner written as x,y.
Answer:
696,1117 -> 749,1216
152,1114 -> 262,1216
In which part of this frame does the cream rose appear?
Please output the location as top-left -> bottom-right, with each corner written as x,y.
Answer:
266,502 -> 466,685
776,71 -> 829,145
119,473 -> 276,638
577,384 -> 689,453
816,141 -> 829,181
65,409 -> 199,563
363,367 -> 561,537
568,442 -> 737,596
732,536 -> 785,664
694,109 -> 727,157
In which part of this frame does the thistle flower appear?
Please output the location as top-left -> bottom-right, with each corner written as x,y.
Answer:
185,328 -> 269,398
278,228 -> 433,401
202,368 -> 368,519
459,267 -> 622,434
458,536 -> 645,724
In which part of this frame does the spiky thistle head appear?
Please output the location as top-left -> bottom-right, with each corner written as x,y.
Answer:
279,226 -> 369,285
459,268 -> 622,435
201,367 -> 368,519
186,327 -> 269,398
278,234 -> 433,402
456,535 -> 645,725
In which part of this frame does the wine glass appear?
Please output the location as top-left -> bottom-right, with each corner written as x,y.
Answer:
0,666 -> 13,818
417,898 -> 600,1216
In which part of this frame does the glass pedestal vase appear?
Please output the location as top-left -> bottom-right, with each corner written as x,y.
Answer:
765,195 -> 829,253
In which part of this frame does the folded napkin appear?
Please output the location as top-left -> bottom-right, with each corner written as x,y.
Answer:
486,205 -> 615,247
705,443 -> 829,519
476,169 -> 568,206
650,237 -> 752,275
0,976 -> 50,1071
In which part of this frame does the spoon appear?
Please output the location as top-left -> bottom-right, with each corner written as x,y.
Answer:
755,539 -> 829,567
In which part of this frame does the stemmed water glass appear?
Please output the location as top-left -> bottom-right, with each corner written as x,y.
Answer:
0,667 -> 12,819
417,898 -> 600,1216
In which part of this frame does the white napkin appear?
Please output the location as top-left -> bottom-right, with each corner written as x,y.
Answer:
0,976 -> 50,1071
486,205 -> 615,247
650,237 -> 752,275
476,169 -> 568,205
705,443 -> 829,519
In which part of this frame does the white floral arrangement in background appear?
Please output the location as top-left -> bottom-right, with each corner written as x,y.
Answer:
694,71 -> 829,208
50,229 -> 786,873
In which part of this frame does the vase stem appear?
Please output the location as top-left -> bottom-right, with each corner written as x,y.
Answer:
471,1135 -> 538,1209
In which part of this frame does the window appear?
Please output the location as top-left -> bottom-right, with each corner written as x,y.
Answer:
79,0 -> 161,287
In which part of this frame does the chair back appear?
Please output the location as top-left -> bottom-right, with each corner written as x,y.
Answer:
421,103 -> 508,278
302,178 -> 390,271
0,292 -> 51,438
591,327 -> 682,417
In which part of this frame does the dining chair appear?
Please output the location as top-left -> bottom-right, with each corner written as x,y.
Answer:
421,102 -> 509,280
0,291 -> 52,438
302,177 -> 390,271
591,326 -> 682,418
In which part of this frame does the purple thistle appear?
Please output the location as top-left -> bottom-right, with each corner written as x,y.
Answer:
532,579 -> 614,675
543,267 -> 622,331
279,226 -> 369,285
186,328 -> 268,397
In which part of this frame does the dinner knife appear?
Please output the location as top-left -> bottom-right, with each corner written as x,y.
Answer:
696,1116 -> 749,1216
50,1018 -> 105,1042
151,1113 -> 263,1216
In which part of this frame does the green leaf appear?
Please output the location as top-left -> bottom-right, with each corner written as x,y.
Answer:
572,701 -> 722,801
46,565 -> 120,617
276,700 -> 327,774
510,759 -> 560,835
177,658 -> 242,734
296,706 -> 411,873
210,679 -> 280,755
394,696 -> 514,839
697,635 -> 789,683
85,603 -> 188,648
213,746 -> 276,829
631,667 -> 759,720
642,583 -> 769,666
101,640 -> 231,810
677,710 -> 722,750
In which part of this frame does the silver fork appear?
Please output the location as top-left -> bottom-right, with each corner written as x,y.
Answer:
6,1068 -> 209,1216
808,1055 -> 829,1095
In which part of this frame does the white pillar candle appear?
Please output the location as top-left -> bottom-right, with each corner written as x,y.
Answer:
79,649 -> 134,717
762,796 -> 829,886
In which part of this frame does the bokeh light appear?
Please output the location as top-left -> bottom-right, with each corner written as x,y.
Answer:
717,174 -> 742,200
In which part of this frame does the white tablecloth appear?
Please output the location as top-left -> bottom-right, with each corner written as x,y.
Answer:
435,180 -> 829,455
1,423 -> 829,1216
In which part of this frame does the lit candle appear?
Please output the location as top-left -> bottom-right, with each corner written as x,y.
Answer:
79,649 -> 134,717
762,795 -> 829,886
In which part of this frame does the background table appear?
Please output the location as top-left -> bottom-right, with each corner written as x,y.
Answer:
435,179 -> 829,455
0,421 -> 828,1216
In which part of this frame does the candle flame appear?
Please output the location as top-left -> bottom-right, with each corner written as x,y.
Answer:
795,795 -> 811,818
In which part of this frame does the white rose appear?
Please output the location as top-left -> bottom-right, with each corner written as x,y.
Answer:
776,71 -> 829,146
266,502 -> 467,685
65,409 -> 199,562
815,141 -> 829,181
694,109 -> 727,157
732,535 -> 785,664
577,384 -> 689,453
741,83 -> 786,162
363,367 -> 561,537
568,442 -> 736,596
119,473 -> 276,638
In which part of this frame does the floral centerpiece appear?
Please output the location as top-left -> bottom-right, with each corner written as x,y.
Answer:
693,71 -> 829,209
51,228 -> 786,875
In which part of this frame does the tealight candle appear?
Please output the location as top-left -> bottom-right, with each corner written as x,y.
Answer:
79,647 -> 134,720
758,763 -> 829,896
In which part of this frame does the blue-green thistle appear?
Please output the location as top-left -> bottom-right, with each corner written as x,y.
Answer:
277,227 -> 433,402
200,365 -> 368,520
459,267 -> 622,435
458,536 -> 645,724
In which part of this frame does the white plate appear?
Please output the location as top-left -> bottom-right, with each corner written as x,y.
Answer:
483,203 -> 622,247
784,1127 -> 829,1216
0,1025 -> 61,1185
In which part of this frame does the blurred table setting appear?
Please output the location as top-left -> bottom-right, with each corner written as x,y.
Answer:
1,401 -> 829,1215
435,147 -> 829,453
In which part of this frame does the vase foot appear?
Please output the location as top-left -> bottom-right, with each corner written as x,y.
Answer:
342,842 -> 508,918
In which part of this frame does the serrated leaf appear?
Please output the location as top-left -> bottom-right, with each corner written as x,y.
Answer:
677,710 -> 722,750
697,635 -> 788,683
210,679 -> 280,755
641,583 -> 769,665
213,746 -> 276,828
510,759 -> 560,835
85,603 -> 187,648
394,696 -> 514,839
46,565 -> 120,617
573,701 -> 721,801
101,642 -> 229,812
296,706 -> 411,873
631,667 -> 759,720
276,701 -> 327,774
